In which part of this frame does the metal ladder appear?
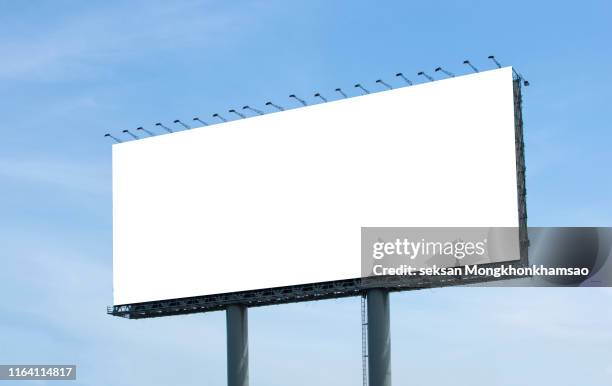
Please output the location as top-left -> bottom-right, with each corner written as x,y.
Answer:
361,293 -> 368,386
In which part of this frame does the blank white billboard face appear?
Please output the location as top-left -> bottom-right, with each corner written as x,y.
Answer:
112,67 -> 518,305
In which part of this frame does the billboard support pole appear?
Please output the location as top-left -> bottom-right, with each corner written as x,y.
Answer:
227,304 -> 249,386
367,288 -> 391,386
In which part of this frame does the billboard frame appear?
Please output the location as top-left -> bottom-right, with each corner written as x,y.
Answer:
108,75 -> 528,319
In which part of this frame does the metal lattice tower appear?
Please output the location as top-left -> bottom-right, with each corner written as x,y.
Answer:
361,293 -> 369,386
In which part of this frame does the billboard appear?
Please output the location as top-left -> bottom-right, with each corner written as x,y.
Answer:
112,67 -> 521,306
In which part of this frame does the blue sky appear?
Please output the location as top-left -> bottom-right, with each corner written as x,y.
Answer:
0,1 -> 611,385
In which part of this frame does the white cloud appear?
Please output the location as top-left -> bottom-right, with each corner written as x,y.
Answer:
0,1 -> 247,81
0,237 -> 226,386
0,157 -> 109,195
482,288 -> 612,342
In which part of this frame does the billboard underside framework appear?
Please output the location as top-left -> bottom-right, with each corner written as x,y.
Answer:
112,67 -> 525,311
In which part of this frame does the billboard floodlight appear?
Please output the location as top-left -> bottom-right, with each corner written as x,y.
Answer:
174,119 -> 191,129
155,122 -> 173,133
289,94 -> 307,106
314,92 -> 328,102
434,67 -> 455,78
229,109 -> 246,119
463,60 -> 479,73
193,117 -> 209,126
212,113 -> 228,122
104,133 -> 122,143
354,83 -> 370,94
488,55 -> 502,68
395,73 -> 413,85
265,101 -> 285,111
511,68 -> 530,87
375,79 -> 393,90
122,129 -> 139,139
136,126 -> 155,137
242,106 -> 264,116
417,71 -> 434,81
335,88 -> 348,98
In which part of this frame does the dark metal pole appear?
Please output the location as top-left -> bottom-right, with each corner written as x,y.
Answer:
227,304 -> 249,386
367,289 -> 391,386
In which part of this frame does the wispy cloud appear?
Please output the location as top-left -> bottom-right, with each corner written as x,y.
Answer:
0,235 -> 227,385
0,1 -> 247,81
0,157 -> 108,195
482,288 -> 612,342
